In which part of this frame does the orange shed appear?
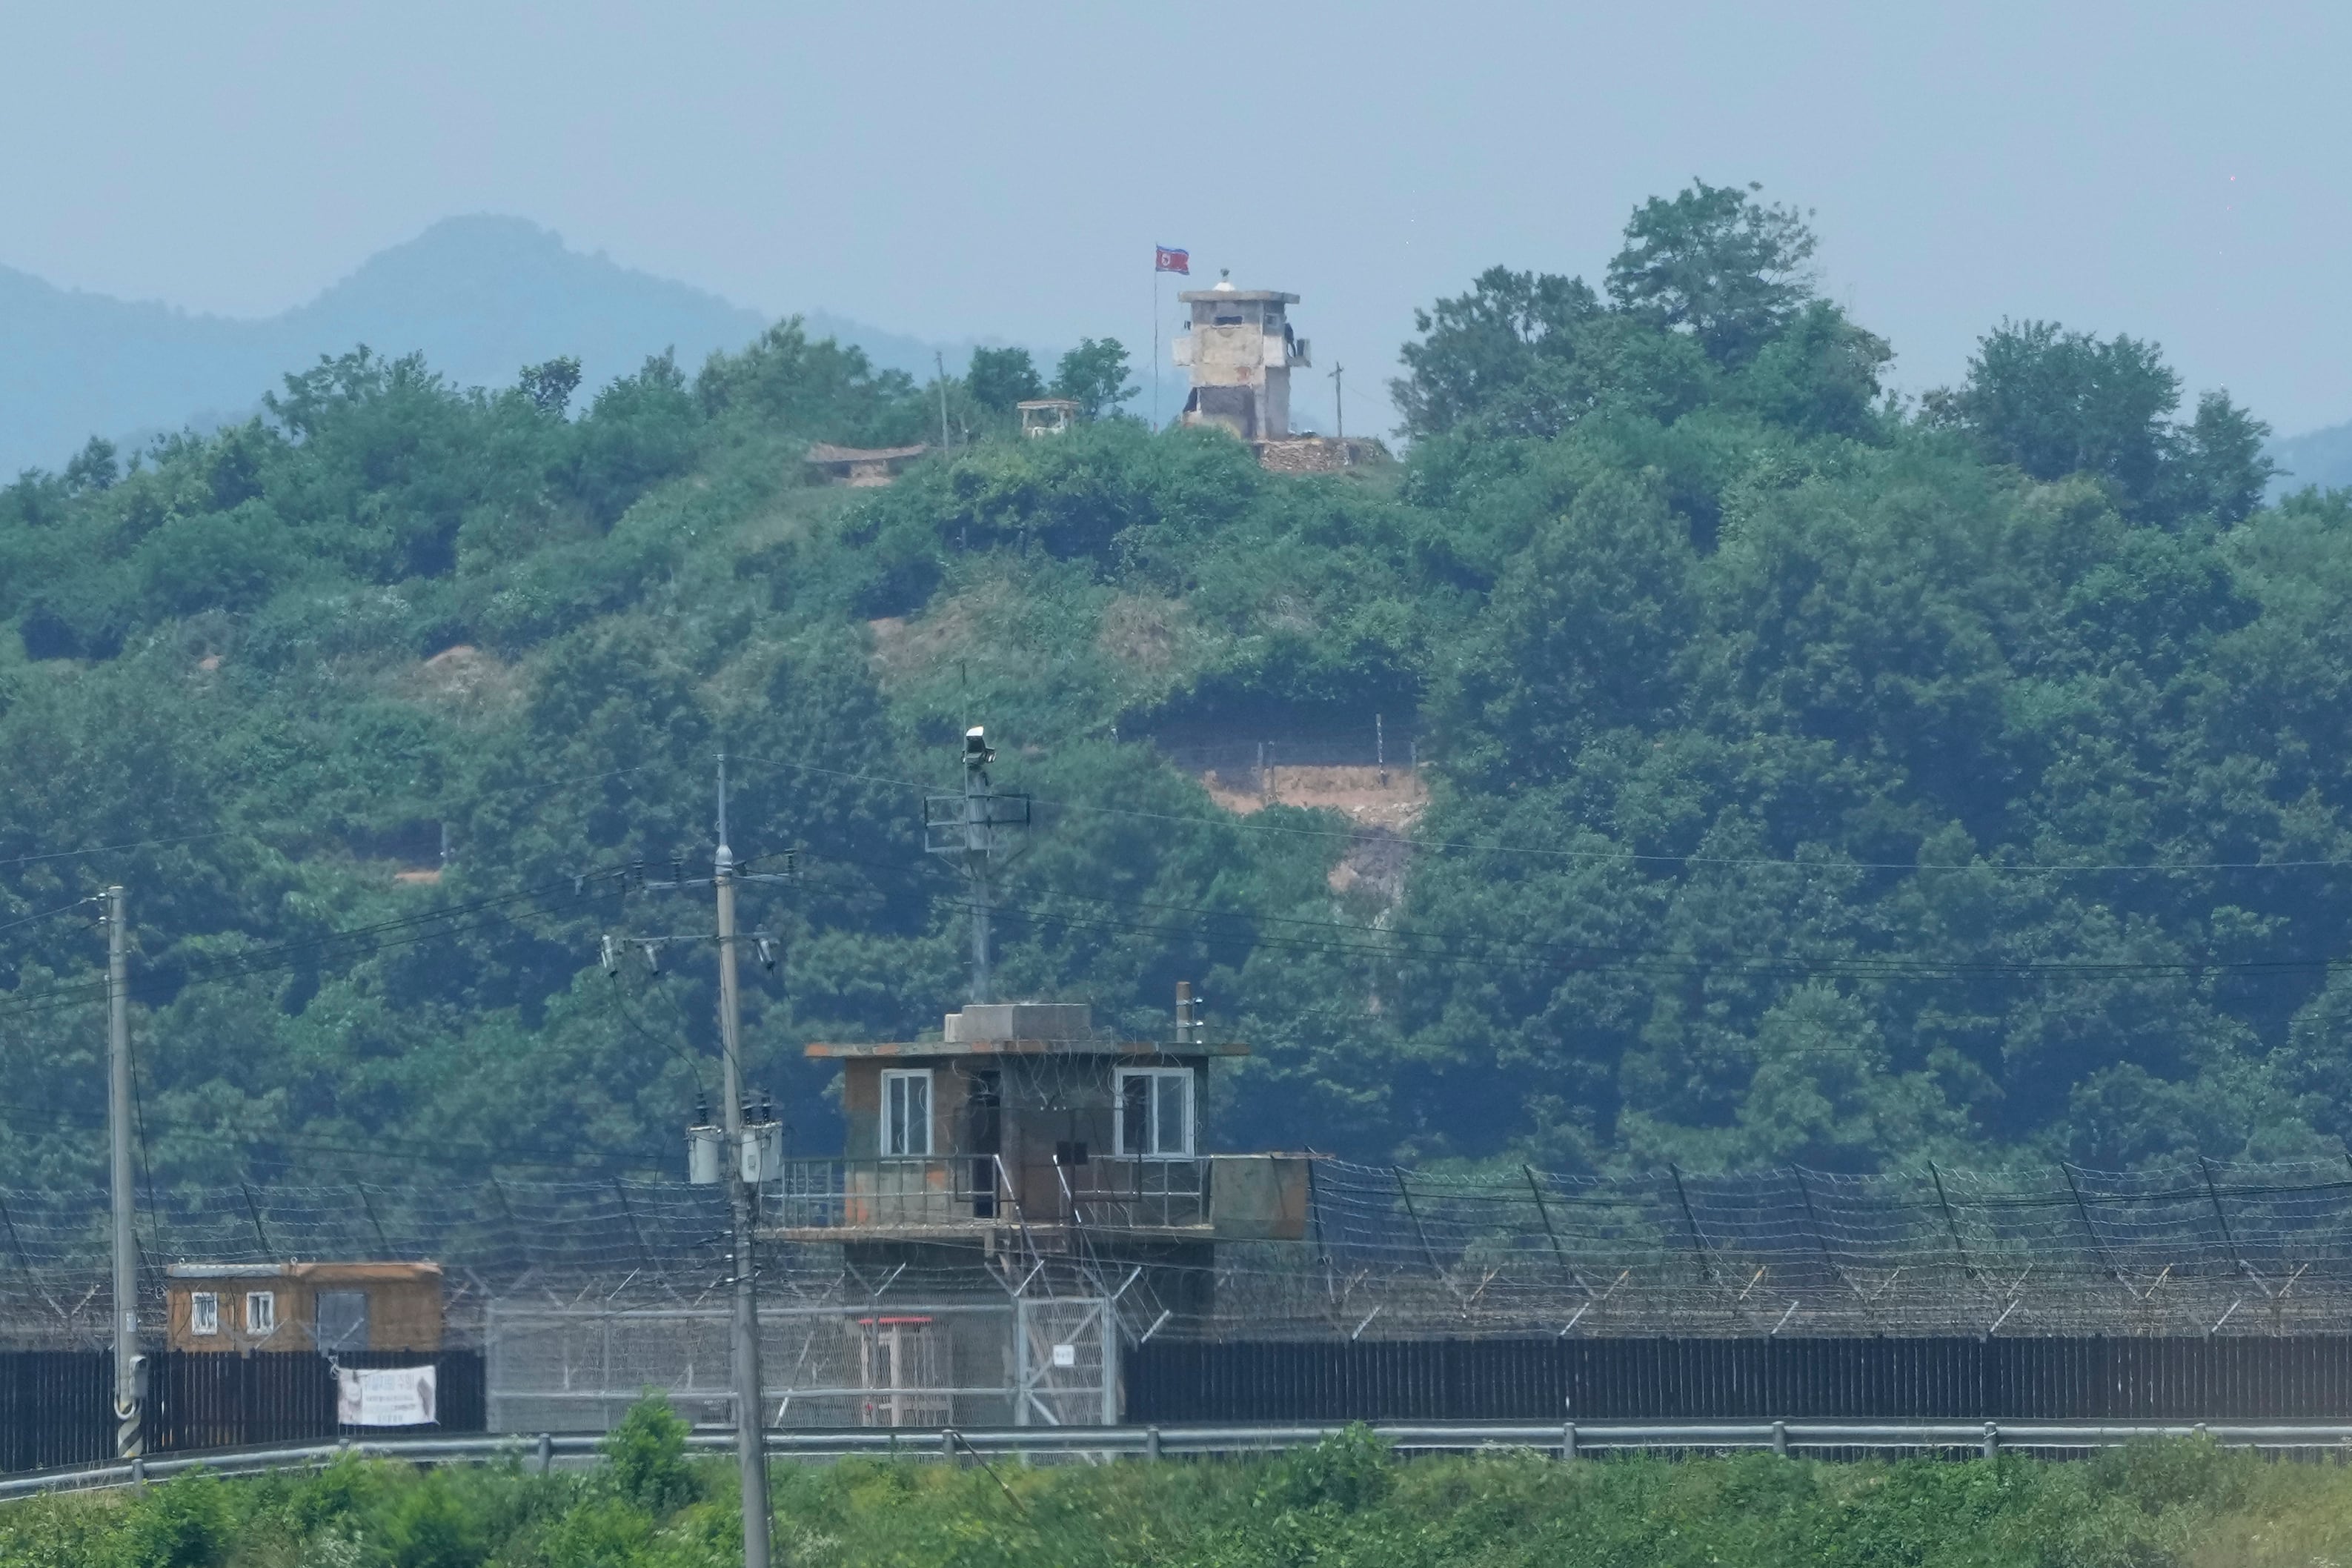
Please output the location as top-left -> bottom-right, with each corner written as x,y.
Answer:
165,1261 -> 442,1353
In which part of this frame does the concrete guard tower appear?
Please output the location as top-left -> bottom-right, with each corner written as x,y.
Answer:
1172,275 -> 1306,442
784,995 -> 1310,1313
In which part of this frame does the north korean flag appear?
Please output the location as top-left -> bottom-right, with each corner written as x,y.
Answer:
1155,246 -> 1190,275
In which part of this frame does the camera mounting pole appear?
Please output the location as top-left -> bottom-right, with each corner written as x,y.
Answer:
924,727 -> 1030,1003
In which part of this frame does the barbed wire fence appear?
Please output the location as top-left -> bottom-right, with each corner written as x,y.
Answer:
9,1157 -> 2352,1352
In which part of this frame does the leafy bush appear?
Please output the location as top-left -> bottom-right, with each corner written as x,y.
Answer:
603,1393 -> 700,1515
112,1469 -> 234,1568
1268,1424 -> 1394,1512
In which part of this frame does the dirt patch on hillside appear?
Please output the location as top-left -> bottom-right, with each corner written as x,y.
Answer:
867,583 -> 1008,686
1327,829 -> 1413,901
1096,595 -> 1193,677
400,644 -> 523,717
1200,764 -> 1429,831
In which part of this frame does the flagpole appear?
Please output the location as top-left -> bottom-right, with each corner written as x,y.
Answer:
1152,259 -> 1160,431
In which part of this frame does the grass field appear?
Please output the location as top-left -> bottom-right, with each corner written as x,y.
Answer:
12,1403 -> 2352,1568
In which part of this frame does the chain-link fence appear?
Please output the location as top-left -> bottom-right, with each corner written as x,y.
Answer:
485,1293 -> 1113,1432
13,1157 -> 2352,1350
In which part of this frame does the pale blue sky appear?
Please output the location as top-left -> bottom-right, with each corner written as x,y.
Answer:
4,1 -> 2347,439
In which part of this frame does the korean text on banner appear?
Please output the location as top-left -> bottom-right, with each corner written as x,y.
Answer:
336,1364 -> 439,1426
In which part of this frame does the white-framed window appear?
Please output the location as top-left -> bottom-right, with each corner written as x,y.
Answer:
189,1292 -> 219,1337
245,1290 -> 276,1337
881,1069 -> 932,1158
1117,1069 -> 1194,1158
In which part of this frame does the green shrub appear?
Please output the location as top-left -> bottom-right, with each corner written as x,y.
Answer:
1268,1424 -> 1394,1512
603,1394 -> 700,1516
112,1471 -> 233,1568
381,1472 -> 488,1568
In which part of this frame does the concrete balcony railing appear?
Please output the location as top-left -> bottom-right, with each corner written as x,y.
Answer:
771,1157 -> 1009,1234
769,1155 -> 1231,1236
769,1154 -> 1310,1242
1058,1157 -> 1209,1232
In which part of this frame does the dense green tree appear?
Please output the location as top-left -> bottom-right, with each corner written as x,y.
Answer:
2161,388 -> 2278,525
1931,320 -> 2274,527
517,354 -> 583,416
1391,266 -> 1607,439
1052,336 -> 1137,419
693,317 -> 926,445
61,435 -> 119,494
1395,182 -> 1864,443
1604,179 -> 1819,365
1934,319 -> 2179,496
966,345 -> 1044,412
568,351 -> 700,526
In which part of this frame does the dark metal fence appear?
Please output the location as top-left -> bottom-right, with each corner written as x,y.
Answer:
1128,1337 -> 2352,1424
0,1352 -> 485,1474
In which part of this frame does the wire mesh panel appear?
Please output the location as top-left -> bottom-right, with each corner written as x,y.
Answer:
485,1297 -> 1036,1432
1015,1296 -> 1115,1426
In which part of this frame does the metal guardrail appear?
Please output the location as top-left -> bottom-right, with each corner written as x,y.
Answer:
11,1418 -> 2352,1501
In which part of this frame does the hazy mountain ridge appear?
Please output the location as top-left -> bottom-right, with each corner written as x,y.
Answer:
0,215 -> 987,474
2270,419 -> 2352,496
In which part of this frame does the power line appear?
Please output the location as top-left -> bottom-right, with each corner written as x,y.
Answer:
0,872 -> 622,1023
0,763 -> 667,875
0,828 -> 242,872
0,898 -> 99,937
789,841 -> 2352,985
0,1098 -> 677,1175
726,751 -> 2352,877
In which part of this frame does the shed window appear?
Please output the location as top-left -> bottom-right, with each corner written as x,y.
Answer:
245,1291 -> 276,1336
882,1069 -> 932,1157
317,1289 -> 370,1351
189,1292 -> 219,1336
1117,1069 -> 1194,1158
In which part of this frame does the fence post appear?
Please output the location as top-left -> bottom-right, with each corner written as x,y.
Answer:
1772,1419 -> 1787,1458
1981,1421 -> 1998,1460
1101,1296 -> 1120,1426
537,1432 -> 553,1476
1146,1425 -> 1162,1462
1560,1421 -> 1578,1461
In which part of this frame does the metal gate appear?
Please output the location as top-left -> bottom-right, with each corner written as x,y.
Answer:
487,1294 -> 1113,1432
1013,1296 -> 1118,1426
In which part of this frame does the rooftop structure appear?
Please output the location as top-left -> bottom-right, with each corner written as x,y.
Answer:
1173,276 -> 1307,442
805,442 -> 928,486
1017,399 -> 1080,438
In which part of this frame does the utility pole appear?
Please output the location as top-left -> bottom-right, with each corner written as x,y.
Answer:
104,886 -> 142,1460
602,757 -> 791,1568
711,765 -> 768,1568
924,728 -> 1029,1003
936,351 -> 951,454
1329,363 -> 1344,443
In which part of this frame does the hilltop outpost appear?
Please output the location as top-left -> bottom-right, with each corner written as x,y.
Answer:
1173,276 -> 1369,468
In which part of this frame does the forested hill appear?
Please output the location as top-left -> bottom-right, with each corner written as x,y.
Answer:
3,180 -> 2348,1191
